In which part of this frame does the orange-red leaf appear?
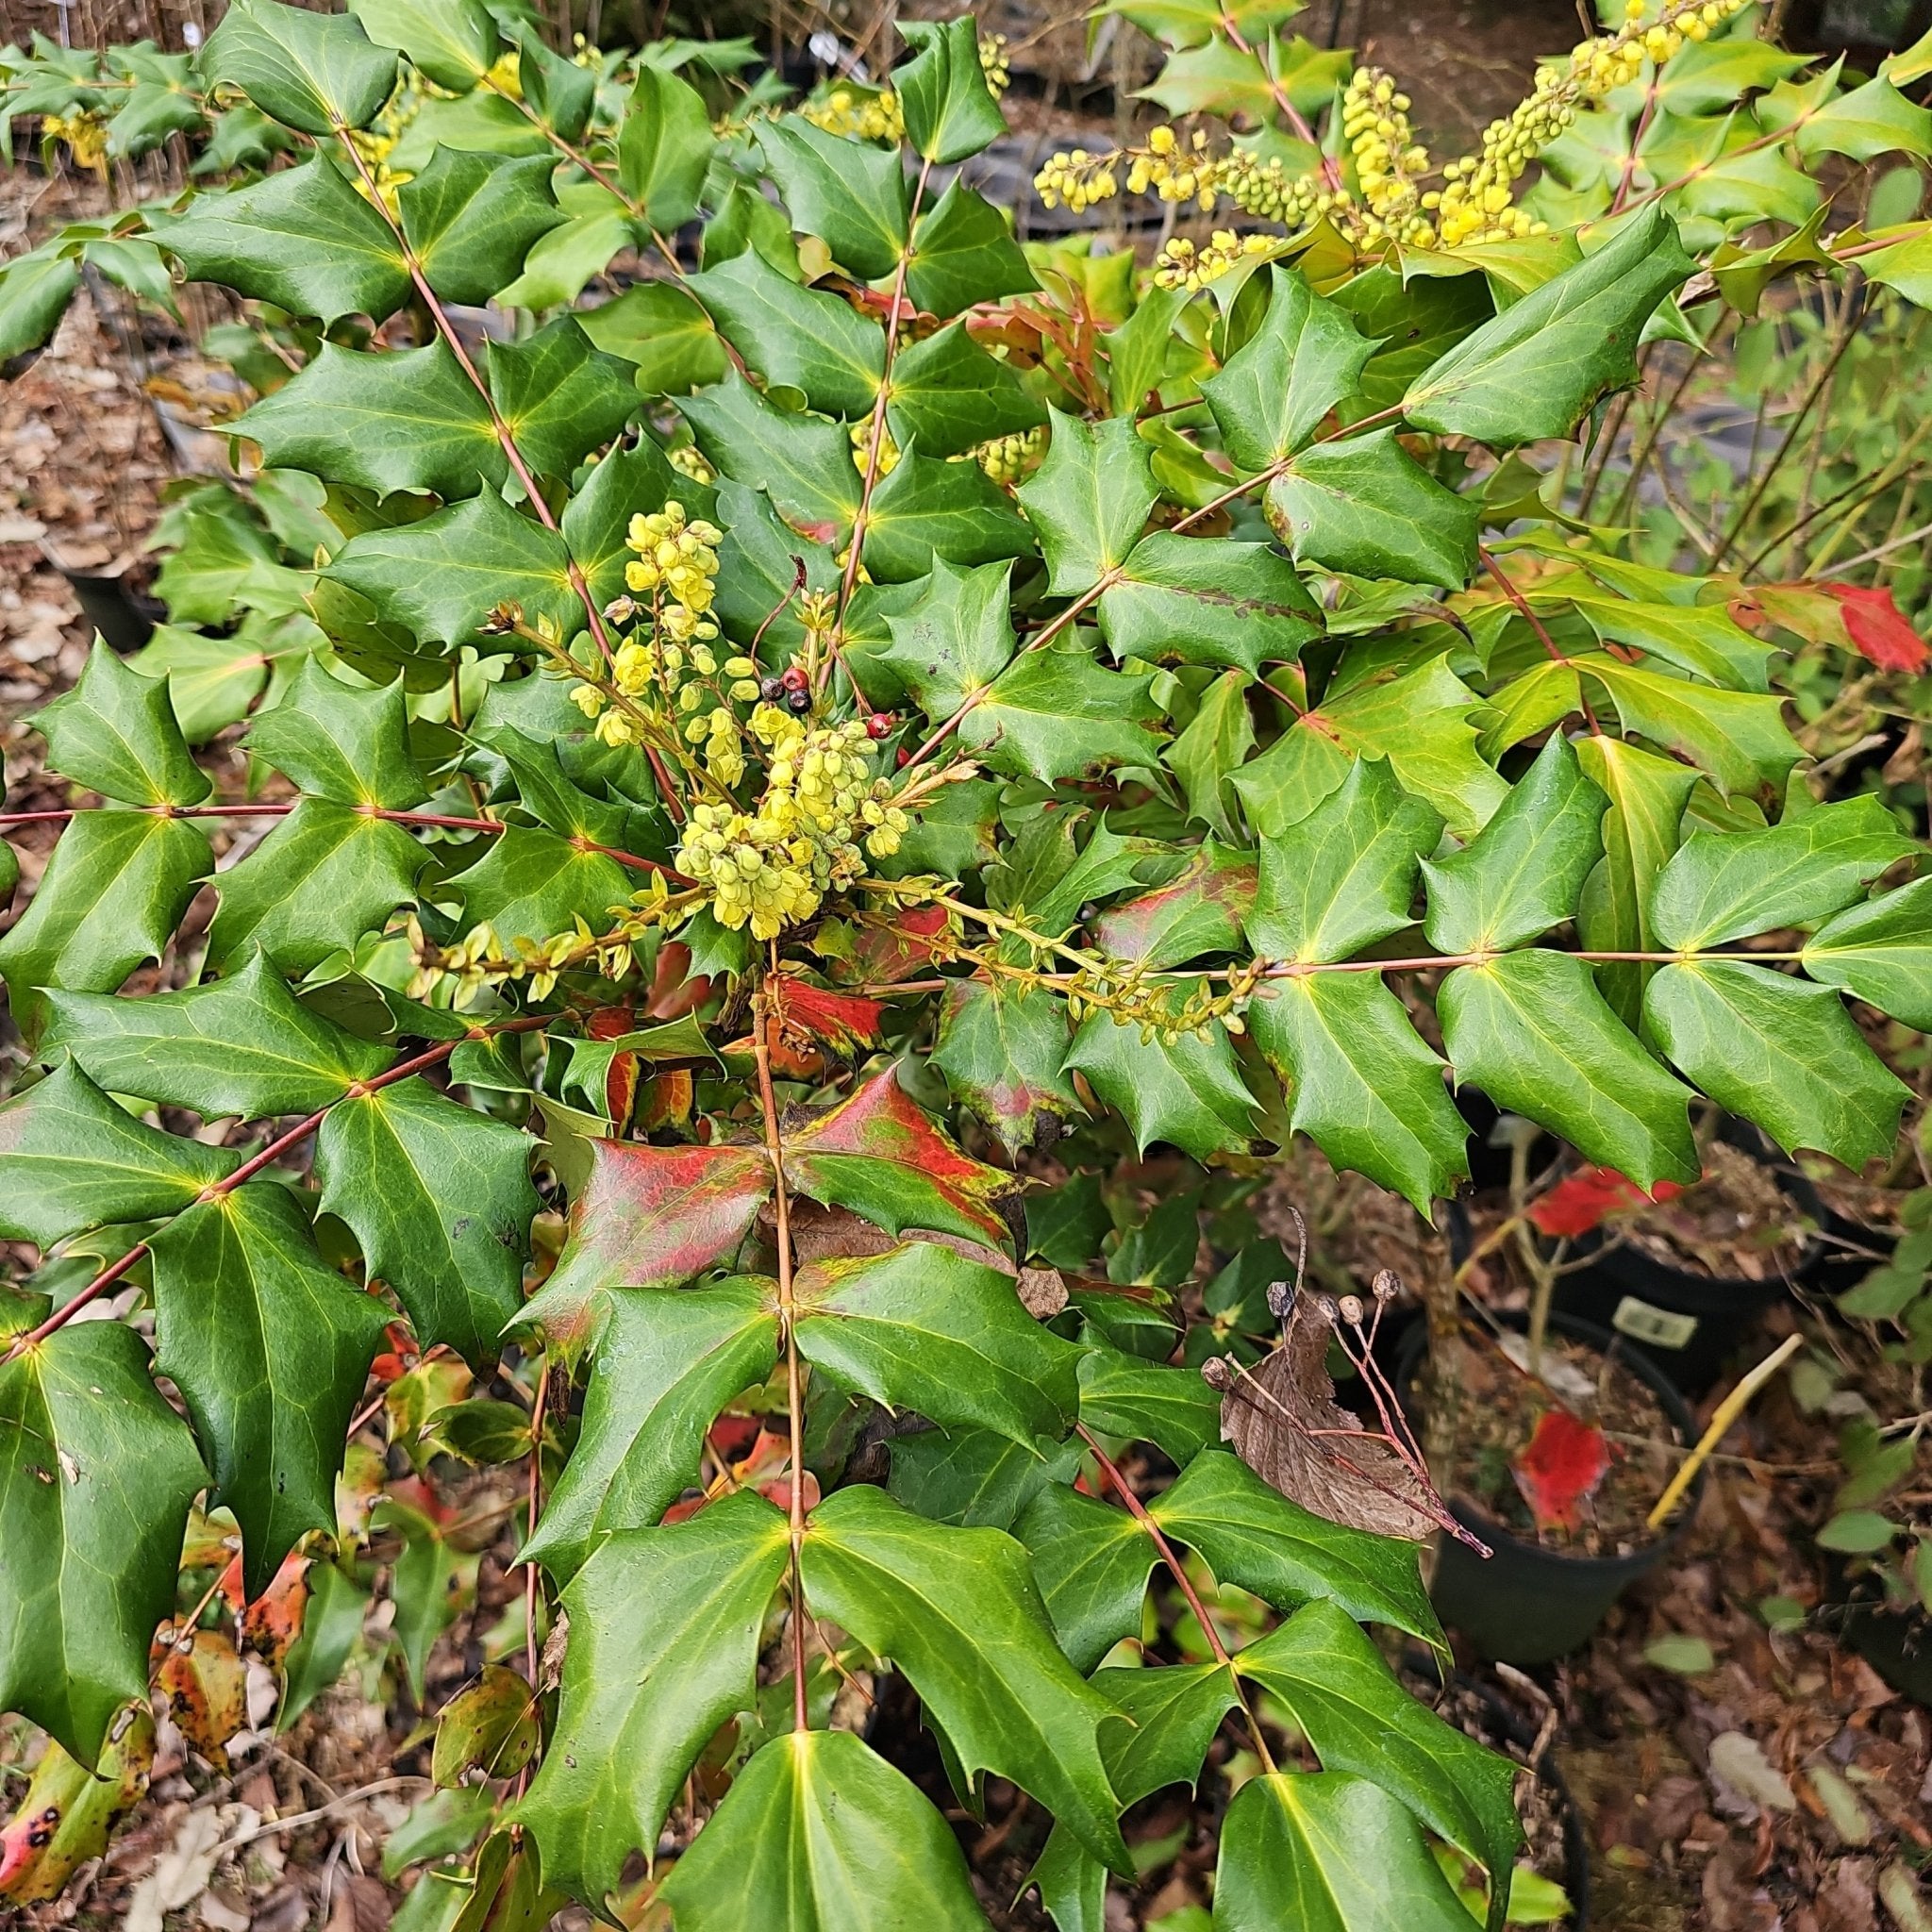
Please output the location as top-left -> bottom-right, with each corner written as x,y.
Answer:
831,904 -> 949,986
242,1552 -> 311,1664
769,974 -> 887,1056
1510,1408 -> 1610,1534
152,1629 -> 247,1770
1827,583 -> 1929,674
1526,1166 -> 1684,1237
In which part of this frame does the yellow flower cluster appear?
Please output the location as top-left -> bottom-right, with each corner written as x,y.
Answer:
1154,229 -> 1278,292
803,34 -> 1010,143
973,425 -> 1047,485
668,442 -> 715,485
1342,69 -> 1436,248
42,109 -> 108,168
1037,123 -> 1212,215
850,418 -> 901,476
675,714 -> 910,940
623,501 -> 724,642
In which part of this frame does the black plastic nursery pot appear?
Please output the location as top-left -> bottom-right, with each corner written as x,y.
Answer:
1824,1562 -> 1932,1707
57,565 -> 163,653
1397,1312 -> 1706,1666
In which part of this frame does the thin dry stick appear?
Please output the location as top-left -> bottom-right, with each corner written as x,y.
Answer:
1646,1333 -> 1803,1531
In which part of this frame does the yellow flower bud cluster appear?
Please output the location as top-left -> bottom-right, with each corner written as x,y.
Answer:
1154,229 -> 1279,292
675,715 -> 911,940
669,442 -> 715,485
972,425 -> 1047,486
850,418 -> 902,477
804,35 -> 1009,145
623,500 -> 724,642
1342,68 -> 1436,248
978,34 -> 1011,95
1036,123 -> 1225,214
42,109 -> 108,169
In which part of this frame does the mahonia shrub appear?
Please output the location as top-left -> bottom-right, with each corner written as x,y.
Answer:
2,0 -> 1932,1926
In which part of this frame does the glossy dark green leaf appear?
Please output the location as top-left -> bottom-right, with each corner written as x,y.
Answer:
1803,876 -> 1932,1027
679,371 -> 860,540
249,659 -> 429,809
347,0 -> 497,93
961,644 -> 1162,782
1015,1481 -> 1156,1672
1098,532 -> 1322,675
0,1317 -> 206,1766
1205,267 -> 1375,468
862,447 -> 1034,581
656,1729 -> 992,1932
1403,204 -> 1695,445
30,641 -> 208,808
1017,409 -> 1157,597
523,1280 -> 777,1579
203,0 -> 398,136
0,251 -> 80,362
794,1241 -> 1083,1446
690,248 -> 882,421
512,21 -> 595,142
514,1490 -> 791,1907
618,65 -> 716,229
1266,428 -> 1479,589
904,177 -> 1038,316
577,281 -> 724,393
447,824 -> 631,949
886,1426 -> 1081,1531
888,323 -> 1043,458
932,976 -> 1081,1156
802,1485 -> 1131,1874
1168,669 -> 1255,841
1064,997 -> 1257,1161
1645,960 -> 1907,1169
877,556 -> 1017,716
897,17 -> 1007,164
1439,949 -> 1697,1190
0,1061 -> 235,1247
313,1076 -> 538,1365
487,316 -> 637,478
1076,1347 -> 1224,1463
150,1181 -> 388,1596
757,117 -> 908,281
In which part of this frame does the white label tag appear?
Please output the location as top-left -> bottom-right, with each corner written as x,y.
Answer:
1611,1295 -> 1699,1351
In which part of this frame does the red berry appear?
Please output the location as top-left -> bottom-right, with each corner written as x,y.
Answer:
866,711 -> 894,740
781,665 -> 808,693
895,747 -> 911,768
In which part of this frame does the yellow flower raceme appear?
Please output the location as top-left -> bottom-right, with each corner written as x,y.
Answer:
42,109 -> 108,168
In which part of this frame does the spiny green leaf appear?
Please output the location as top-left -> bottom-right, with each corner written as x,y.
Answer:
0,251 -> 80,362
511,20 -> 595,142
1649,794 -> 1917,949
203,0 -> 398,137
40,949 -> 392,1119
0,811 -> 210,1046
446,826 -> 631,950
205,798 -> 426,974
150,1181 -> 388,1596
488,316 -> 638,478
1803,876 -> 1932,1028
1565,590 -> 1774,692
231,341 -> 503,502
314,1077 -> 538,1365
656,1728 -> 992,1932
1064,995 -> 1257,1161
1403,203 -> 1694,445
160,156 -> 408,326
1266,427 -> 1479,589
1017,409 -> 1158,596
888,322 -> 1044,458
862,448 -> 1034,583
1015,1482 -> 1158,1673
802,1485 -> 1132,1874
618,64 -> 716,229
1235,1601 -> 1522,1930
897,17 -> 1007,164
961,644 -> 1163,782
757,116 -> 908,281
523,1281 -> 778,1580
887,1426 -> 1082,1531
904,177 -> 1038,316
560,433 -> 703,612
1440,949 -> 1697,1190
1205,266 -> 1376,469
795,1241 -> 1083,1446
1168,669 -> 1256,841
248,659 -> 429,809
1076,1347 -> 1224,1463
1645,960 -> 1907,1169
580,282 -> 725,396
679,371 -> 860,541
347,0 -> 497,94
690,247 -> 883,422
513,1491 -> 791,1907
932,976 -> 1082,1157
1248,757 -> 1441,963
1109,0 -> 1303,50
1091,843 -> 1257,969
0,1319 -> 206,1766
30,640 -> 208,808
878,557 -> 1018,717
1423,733 -> 1604,954
0,1060 -> 236,1248
1793,72 -> 1932,161
1579,656 -> 1802,794
1098,532 -> 1323,676
1214,1771 -> 1477,1932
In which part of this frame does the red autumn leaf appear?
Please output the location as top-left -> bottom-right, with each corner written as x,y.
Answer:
1527,1166 -> 1685,1237
707,1413 -> 760,1461
831,903 -> 949,986
1511,1407 -> 1611,1534
1826,583 -> 1929,674
242,1552 -> 311,1663
768,974 -> 887,1057
1090,845 -> 1257,964
151,1628 -> 247,1770
635,1067 -> 695,1132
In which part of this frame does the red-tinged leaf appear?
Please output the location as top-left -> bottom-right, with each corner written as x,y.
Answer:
1090,843 -> 1257,968
586,1006 -> 637,1041
1510,1408 -> 1611,1534
152,1629 -> 247,1770
769,974 -> 887,1056
1828,583 -> 1930,674
786,1069 -> 1017,1250
707,1414 -> 761,1461
830,904 -> 949,986
723,1015 -> 828,1081
524,1139 -> 774,1348
1727,581 -> 1850,648
758,1469 -> 820,1513
242,1553 -> 310,1664
642,941 -> 708,1019
636,1068 -> 695,1132
0,1707 -> 154,1905
1526,1165 -> 1686,1237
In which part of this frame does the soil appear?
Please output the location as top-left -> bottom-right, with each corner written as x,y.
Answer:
1610,1141 -> 1816,1284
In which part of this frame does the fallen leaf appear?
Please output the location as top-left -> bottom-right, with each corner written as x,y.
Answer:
122,1804 -> 226,1932
1510,1407 -> 1611,1533
1707,1731 -> 1798,1815
1644,1633 -> 1717,1674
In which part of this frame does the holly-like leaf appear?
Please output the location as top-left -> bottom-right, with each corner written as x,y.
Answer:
1644,960 -> 1907,1169
863,448 -> 1034,582
250,659 -> 429,810
1404,204 -> 1694,445
1579,656 -> 1802,793
1423,733 -> 1605,954
523,1280 -> 779,1579
1565,591 -> 1774,691
205,798 -> 425,974
0,811 -> 211,1045
1267,428 -> 1479,589
346,0 -> 497,93
0,251 -> 80,363
1098,532 -> 1323,676
0,1061 -> 236,1248
230,341 -> 503,502
485,316 -> 638,480
1017,409 -> 1157,596
932,976 -> 1082,1157
1214,1771 -> 1477,1932
888,323 -> 1043,458
512,20 -> 595,142
876,563 -> 1014,725
1015,1482 -> 1158,1673
1236,1601 -> 1522,1929
656,1728 -> 992,1932
0,1318 -> 207,1766
897,17 -> 1007,165
0,1706 -> 154,1905
1793,73 -> 1932,161
149,1181 -> 387,1596
1440,950 -> 1698,1190
1091,844 -> 1257,969
1168,669 -> 1256,841
396,148 -> 563,308
1648,794 -> 1916,949
794,1241 -> 1083,1445
785,1071 -> 1017,1250
1064,996 -> 1257,1161
887,1426 -> 1081,1531
961,644 -> 1162,782
30,641 -> 208,808
1827,583 -> 1929,674
447,826 -> 631,951
679,370 -> 861,540
1076,1347 -> 1224,1463
802,1485 -> 1131,1874
757,116 -> 908,281
159,157 -> 409,326
618,63 -> 716,228
1205,266 -> 1375,469
904,177 -> 1037,316
203,0 -> 398,137
1803,876 -> 1932,1027
40,950 -> 391,1120
514,1491 -> 791,1908
1147,1450 -> 1440,1643
690,246 -> 883,422
314,1077 -> 539,1365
